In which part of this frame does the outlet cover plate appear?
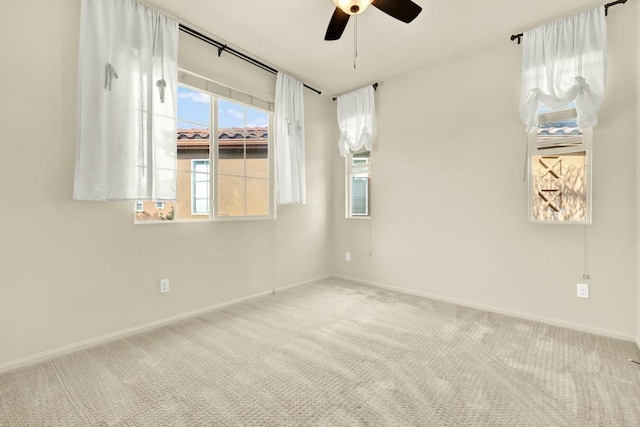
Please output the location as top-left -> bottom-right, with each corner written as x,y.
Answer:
346,252 -> 351,261
577,283 -> 589,299
160,279 -> 170,293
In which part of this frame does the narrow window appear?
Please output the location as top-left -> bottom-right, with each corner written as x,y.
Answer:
346,150 -> 371,218
528,107 -> 592,224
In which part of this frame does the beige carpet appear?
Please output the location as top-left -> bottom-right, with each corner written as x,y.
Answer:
1,278 -> 640,426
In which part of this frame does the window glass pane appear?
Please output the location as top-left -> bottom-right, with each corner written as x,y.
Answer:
177,87 -> 211,220
246,177 -> 269,216
179,88 -> 211,219
351,177 -> 369,215
217,100 -> 270,218
218,174 -> 245,217
531,152 -> 587,222
349,151 -> 370,217
537,107 -> 582,149
135,201 -> 175,221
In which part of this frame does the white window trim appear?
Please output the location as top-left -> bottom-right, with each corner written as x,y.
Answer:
135,201 -> 144,212
528,109 -> 592,225
134,77 -> 274,224
345,150 -> 371,219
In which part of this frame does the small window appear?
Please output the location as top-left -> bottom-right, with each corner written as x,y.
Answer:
346,151 -> 371,218
528,107 -> 592,224
155,202 -> 165,210
135,201 -> 144,212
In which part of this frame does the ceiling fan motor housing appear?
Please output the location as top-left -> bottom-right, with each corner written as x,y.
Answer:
332,0 -> 372,15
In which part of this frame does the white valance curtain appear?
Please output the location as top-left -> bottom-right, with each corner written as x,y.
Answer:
74,0 -> 178,201
337,86 -> 375,157
519,6 -> 607,133
275,72 -> 306,205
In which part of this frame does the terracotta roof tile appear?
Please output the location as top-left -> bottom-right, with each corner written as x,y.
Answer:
178,127 -> 268,140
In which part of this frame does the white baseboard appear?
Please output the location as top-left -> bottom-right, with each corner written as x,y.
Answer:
0,275 -> 330,374
335,275 -> 636,343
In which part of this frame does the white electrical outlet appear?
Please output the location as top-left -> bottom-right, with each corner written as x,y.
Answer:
160,279 -> 170,293
577,283 -> 589,299
346,252 -> 351,261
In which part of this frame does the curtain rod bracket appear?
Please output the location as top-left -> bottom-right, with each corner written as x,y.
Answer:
217,45 -> 227,57
333,82 -> 378,101
510,0 -> 626,43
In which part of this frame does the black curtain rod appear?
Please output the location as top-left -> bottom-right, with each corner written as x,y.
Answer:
510,0 -> 627,44
179,24 -> 322,95
332,83 -> 379,101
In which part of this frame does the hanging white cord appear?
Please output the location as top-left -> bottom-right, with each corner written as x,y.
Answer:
582,225 -> 591,280
522,135 -> 529,182
354,15 -> 358,69
270,218 -> 276,294
368,217 -> 373,257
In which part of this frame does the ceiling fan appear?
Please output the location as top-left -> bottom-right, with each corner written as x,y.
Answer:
325,0 -> 422,41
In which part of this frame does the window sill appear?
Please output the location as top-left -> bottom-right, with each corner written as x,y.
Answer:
134,215 -> 274,225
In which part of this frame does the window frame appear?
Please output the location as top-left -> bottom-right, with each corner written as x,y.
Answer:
527,108 -> 593,225
345,150 -> 371,219
212,97 -> 274,222
133,78 -> 274,224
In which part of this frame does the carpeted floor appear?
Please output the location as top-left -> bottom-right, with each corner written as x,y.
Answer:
1,278 -> 640,426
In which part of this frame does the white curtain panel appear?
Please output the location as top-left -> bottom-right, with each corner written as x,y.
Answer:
337,86 -> 375,157
519,6 -> 606,133
74,0 -> 178,201
275,72 -> 306,205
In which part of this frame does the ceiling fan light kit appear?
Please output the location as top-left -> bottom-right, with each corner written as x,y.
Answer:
332,0 -> 372,15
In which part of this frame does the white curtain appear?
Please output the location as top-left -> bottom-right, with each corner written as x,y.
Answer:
74,0 -> 178,201
520,6 -> 606,133
337,86 -> 375,157
275,72 -> 306,205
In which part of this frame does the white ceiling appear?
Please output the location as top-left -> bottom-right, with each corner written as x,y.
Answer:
145,0 -> 602,97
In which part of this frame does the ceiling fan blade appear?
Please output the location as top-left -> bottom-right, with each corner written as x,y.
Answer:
371,0 -> 422,23
325,7 -> 351,41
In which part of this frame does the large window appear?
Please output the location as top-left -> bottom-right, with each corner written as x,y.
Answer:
346,151 -> 371,218
528,107 -> 592,224
135,83 -> 272,222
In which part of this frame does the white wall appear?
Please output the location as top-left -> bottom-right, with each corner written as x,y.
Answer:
334,4 -> 638,340
0,0 -> 334,366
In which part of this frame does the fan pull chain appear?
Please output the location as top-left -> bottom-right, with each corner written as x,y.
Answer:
354,14 -> 358,69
